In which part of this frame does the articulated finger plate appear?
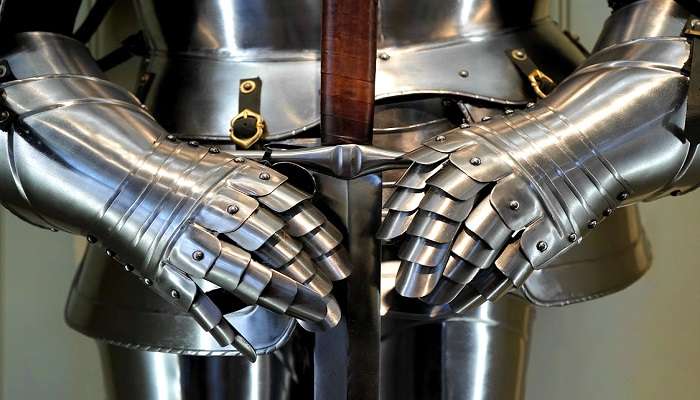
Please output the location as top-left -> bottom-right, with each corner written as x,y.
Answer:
395,261 -> 444,298
395,162 -> 444,190
425,164 -> 485,200
451,229 -> 499,269
398,237 -> 451,267
494,241 -> 533,287
376,209 -> 417,240
154,264 -> 198,310
166,224 -> 221,278
464,199 -> 513,250
257,183 -> 312,213
189,290 -> 256,361
418,188 -> 475,222
406,211 -> 461,244
226,208 -> 285,251
404,145 -> 449,165
204,243 -> 252,294
519,219 -> 569,268
283,204 -> 325,237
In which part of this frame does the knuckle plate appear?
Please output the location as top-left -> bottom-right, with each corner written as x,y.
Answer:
155,264 -> 198,310
195,186 -> 259,233
228,162 -> 287,197
449,143 -> 512,183
519,220 -> 569,268
489,174 -> 543,231
313,246 -> 352,281
423,130 -> 474,152
257,272 -> 299,314
167,224 -> 222,278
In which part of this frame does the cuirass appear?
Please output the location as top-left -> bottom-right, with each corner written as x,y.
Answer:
133,0 -> 576,141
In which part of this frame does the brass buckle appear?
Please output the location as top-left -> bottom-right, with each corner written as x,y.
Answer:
528,69 -> 555,99
229,108 -> 265,149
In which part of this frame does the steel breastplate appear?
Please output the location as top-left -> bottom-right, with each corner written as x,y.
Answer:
135,0 -> 581,141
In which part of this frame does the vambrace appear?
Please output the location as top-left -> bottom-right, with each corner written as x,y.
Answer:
380,0 -> 700,308
0,32 -> 349,358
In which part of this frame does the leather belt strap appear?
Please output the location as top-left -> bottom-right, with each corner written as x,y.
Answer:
230,77 -> 265,149
507,48 -> 555,99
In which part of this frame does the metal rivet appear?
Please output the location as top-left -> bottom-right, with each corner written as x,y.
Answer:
504,109 -> 514,115
143,278 -> 153,286
192,250 -> 205,261
234,157 -> 245,163
568,233 -> 577,242
617,191 -> 629,201
0,110 -> 10,123
227,204 -> 239,214
481,116 -> 491,122
259,172 -> 270,180
378,52 -> 390,61
435,135 -> 446,142
509,200 -> 520,210
511,49 -> 527,61
587,219 -> 598,229
166,134 -> 176,141
458,70 -> 469,78
209,147 -> 220,154
188,140 -> 199,147
105,249 -> 116,258
459,123 -> 470,129
0,65 -> 7,78
526,102 -> 535,109
536,241 -> 548,252
49,227 -> 59,232
170,289 -> 180,299
603,208 -> 613,217
470,157 -> 482,166
124,264 -> 134,272
87,235 -> 98,244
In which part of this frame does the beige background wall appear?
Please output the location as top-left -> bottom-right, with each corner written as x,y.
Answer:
1,1 -> 699,399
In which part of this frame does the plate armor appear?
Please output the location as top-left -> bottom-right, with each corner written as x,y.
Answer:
0,0 -> 696,399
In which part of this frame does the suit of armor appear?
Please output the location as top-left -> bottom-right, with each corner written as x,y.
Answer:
0,0 -> 697,398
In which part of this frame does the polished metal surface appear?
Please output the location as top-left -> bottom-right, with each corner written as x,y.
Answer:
593,0 -> 689,52
0,32 -> 350,358
380,6 -> 697,311
135,0 -> 583,141
381,295 -> 534,400
99,341 -> 311,400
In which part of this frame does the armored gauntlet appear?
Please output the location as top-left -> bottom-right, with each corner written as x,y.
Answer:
0,33 -> 350,360
380,34 -> 700,310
